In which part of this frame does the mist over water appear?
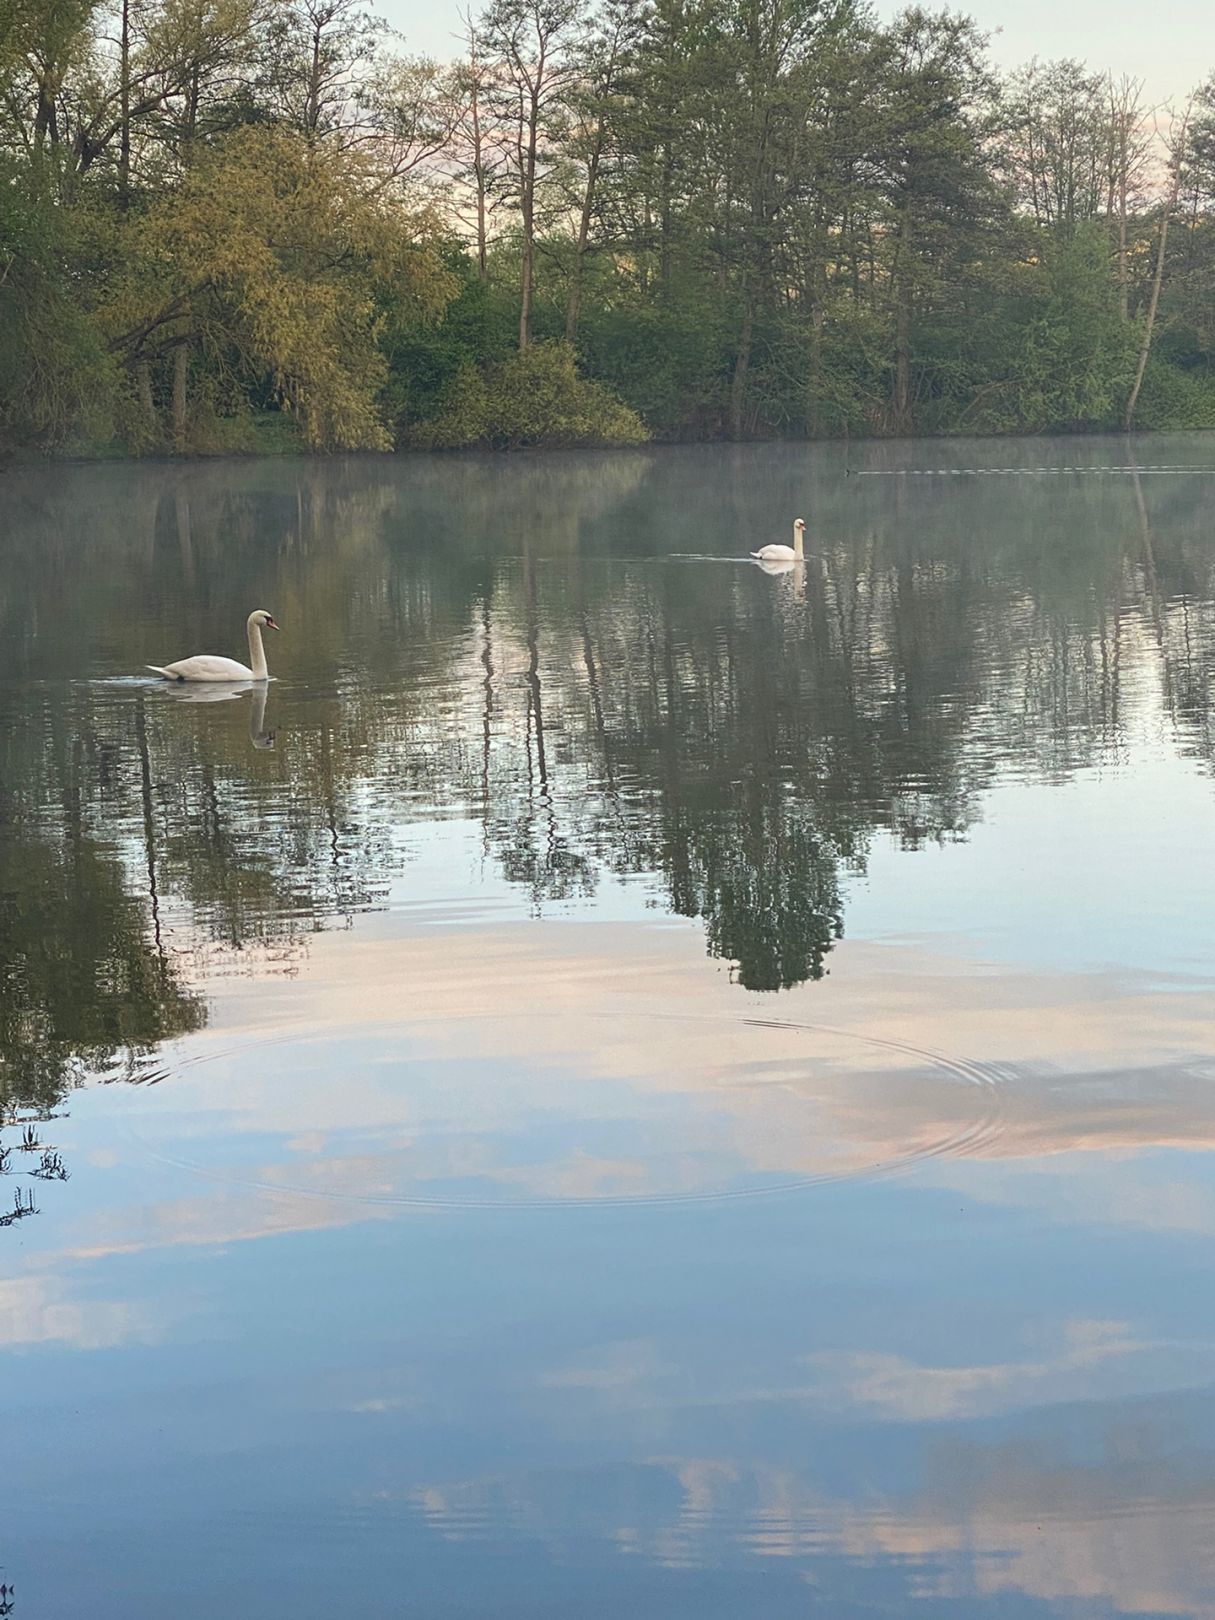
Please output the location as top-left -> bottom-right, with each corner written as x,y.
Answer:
3,436 -> 1215,1618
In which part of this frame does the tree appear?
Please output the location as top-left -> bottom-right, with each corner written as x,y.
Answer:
561,0 -> 641,341
480,0 -> 586,350
870,9 -> 1003,431
1125,96 -> 1194,430
100,127 -> 455,448
1104,74 -> 1151,319
1002,58 -> 1108,232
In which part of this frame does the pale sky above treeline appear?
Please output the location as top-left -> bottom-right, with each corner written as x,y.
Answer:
380,0 -> 1209,109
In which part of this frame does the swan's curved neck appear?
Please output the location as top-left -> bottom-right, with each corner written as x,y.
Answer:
793,523 -> 804,559
247,617 -> 269,681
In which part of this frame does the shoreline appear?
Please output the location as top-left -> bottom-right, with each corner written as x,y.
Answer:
5,423 -> 1214,472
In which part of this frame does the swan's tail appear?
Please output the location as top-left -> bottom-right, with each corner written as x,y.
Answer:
749,550 -> 762,560
146,664 -> 173,678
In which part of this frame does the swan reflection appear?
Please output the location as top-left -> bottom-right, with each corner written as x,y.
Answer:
159,680 -> 275,748
159,680 -> 253,704
249,684 -> 275,749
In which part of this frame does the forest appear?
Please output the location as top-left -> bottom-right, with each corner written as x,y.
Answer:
2,0 -> 1214,455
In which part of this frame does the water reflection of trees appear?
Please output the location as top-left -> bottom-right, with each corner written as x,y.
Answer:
0,705 -> 207,1226
2,451 -> 1214,1127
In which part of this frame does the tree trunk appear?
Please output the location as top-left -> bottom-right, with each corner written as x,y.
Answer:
891,197 -> 913,432
1117,186 -> 1128,320
729,297 -> 753,439
519,91 -> 540,351
136,358 -> 156,439
806,302 -> 824,438
172,341 -> 189,451
893,288 -> 911,431
306,20 -> 323,133
178,57 -> 201,165
469,59 -> 488,281
1106,77 -> 1144,322
565,127 -> 604,343
33,83 -> 60,157
658,145 -> 673,297
1125,104 -> 1189,431
118,0 -> 131,209
519,230 -> 534,351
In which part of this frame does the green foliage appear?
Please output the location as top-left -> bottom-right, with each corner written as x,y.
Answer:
961,227 -> 1138,433
576,300 -> 733,440
414,342 -> 649,449
382,252 -> 520,435
1131,358 -> 1215,430
0,165 -> 120,450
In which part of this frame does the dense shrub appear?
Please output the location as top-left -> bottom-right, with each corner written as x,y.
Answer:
1131,359 -> 1215,430
412,343 -> 648,450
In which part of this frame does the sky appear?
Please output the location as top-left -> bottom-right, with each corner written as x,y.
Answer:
379,0 -> 1211,107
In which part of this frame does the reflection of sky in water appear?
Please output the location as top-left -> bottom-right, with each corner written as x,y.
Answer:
2,438 -> 1215,1617
850,759 -> 1215,976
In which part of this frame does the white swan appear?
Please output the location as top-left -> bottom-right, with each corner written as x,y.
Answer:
147,609 -> 279,682
751,519 -> 805,565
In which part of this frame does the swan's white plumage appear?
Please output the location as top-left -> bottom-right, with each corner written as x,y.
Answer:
751,518 -> 806,566
148,655 -> 258,681
147,610 -> 278,682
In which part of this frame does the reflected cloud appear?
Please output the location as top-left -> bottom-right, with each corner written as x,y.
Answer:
796,1317 -> 1198,1423
62,1160 -> 408,1263
541,1340 -> 669,1395
0,1275 -> 154,1350
176,925 -> 1215,1205
408,1417 -> 1215,1616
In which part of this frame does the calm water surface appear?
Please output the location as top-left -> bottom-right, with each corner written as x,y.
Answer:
3,437 -> 1215,1617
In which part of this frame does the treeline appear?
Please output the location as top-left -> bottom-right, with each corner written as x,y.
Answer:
2,0 -> 1214,455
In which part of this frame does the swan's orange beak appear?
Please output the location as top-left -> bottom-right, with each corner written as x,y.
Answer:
266,616 -> 280,631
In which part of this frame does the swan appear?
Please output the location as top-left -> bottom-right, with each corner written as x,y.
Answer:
147,610 -> 279,682
751,519 -> 805,565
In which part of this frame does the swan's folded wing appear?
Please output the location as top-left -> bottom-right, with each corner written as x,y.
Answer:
150,655 -> 255,681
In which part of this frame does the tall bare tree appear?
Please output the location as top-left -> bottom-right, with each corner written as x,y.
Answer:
1125,95 -> 1194,430
481,0 -> 585,350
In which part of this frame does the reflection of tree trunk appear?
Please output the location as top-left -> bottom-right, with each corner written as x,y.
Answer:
481,595 -> 495,816
525,565 -> 547,788
581,613 -> 607,747
523,550 -> 561,881
1130,465 -> 1164,646
175,492 -> 194,581
318,728 -> 345,917
135,693 -> 165,959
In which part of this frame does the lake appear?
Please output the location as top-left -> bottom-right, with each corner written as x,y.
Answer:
2,436 -> 1215,1619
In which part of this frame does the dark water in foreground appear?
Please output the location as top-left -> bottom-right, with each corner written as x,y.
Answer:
2,437 -> 1215,1618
